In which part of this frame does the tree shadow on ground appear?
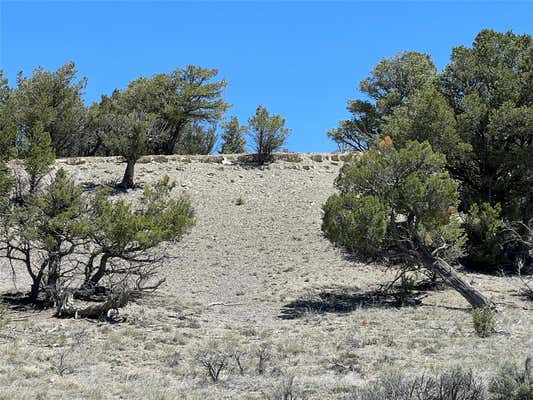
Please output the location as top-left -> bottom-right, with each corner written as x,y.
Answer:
1,292 -> 46,312
81,180 -> 143,195
279,287 -> 423,320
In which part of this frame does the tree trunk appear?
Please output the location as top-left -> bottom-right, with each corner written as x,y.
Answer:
423,255 -> 492,309
162,124 -> 184,155
55,289 -> 131,319
121,160 -> 136,189
45,252 -> 62,304
29,279 -> 41,303
88,254 -> 110,287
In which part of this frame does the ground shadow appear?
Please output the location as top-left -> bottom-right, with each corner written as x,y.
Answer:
279,287 -> 422,320
81,180 -> 143,195
1,291 -> 46,312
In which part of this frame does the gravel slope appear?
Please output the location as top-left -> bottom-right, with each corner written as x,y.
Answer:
0,154 -> 531,399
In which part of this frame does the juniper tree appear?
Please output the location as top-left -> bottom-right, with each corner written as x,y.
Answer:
219,116 -> 247,154
328,52 -> 436,151
382,84 -> 470,166
330,29 -> 533,271
439,30 -> 533,269
248,106 -> 290,164
322,139 -> 491,308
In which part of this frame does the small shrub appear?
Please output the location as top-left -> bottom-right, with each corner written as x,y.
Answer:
267,374 -> 303,400
350,369 -> 485,400
472,307 -> 496,338
193,342 -> 231,383
489,357 -> 533,400
255,342 -> 273,375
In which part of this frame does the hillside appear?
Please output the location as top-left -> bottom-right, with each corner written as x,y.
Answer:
0,153 -> 531,399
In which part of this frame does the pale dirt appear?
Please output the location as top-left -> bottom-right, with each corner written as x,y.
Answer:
0,153 -> 531,399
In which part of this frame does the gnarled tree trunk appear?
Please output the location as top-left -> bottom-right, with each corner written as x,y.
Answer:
422,253 -> 492,309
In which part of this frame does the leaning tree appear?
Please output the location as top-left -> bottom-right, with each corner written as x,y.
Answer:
322,139 -> 491,309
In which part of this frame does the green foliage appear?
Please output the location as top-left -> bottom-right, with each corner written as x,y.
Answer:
329,51 -> 436,151
31,168 -> 89,250
0,161 -> 195,308
439,30 -> 533,269
0,162 -> 13,209
471,306 -> 496,338
382,84 -> 471,163
90,177 -> 195,254
13,62 -> 87,157
114,65 -> 230,155
174,122 -> 217,155
489,358 -> 533,400
327,99 -> 381,152
105,110 -> 157,163
333,29 -> 533,273
0,71 -> 17,161
360,51 -> 437,116
323,140 -> 465,263
248,106 -> 290,164
220,116 -> 247,154
20,123 -> 55,192
464,203 -> 505,271
322,193 -> 387,256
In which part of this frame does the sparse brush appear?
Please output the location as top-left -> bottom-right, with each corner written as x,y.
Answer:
267,374 -> 303,400
193,342 -> 231,383
472,306 -> 496,338
489,356 -> 533,400
350,368 -> 485,400
516,258 -> 533,301
255,342 -> 273,375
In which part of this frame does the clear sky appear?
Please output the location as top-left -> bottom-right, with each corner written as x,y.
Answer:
1,1 -> 532,152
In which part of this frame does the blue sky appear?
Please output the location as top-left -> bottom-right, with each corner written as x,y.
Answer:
1,1 -> 532,152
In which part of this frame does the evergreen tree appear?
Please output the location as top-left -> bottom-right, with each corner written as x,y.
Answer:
248,106 -> 290,164
219,116 -> 247,154
322,139 -> 491,309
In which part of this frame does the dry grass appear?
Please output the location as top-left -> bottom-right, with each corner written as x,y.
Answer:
0,154 -> 532,399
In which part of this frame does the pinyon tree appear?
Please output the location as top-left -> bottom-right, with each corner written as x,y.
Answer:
322,139 -> 491,309
248,106 -> 290,164
219,116 -> 247,154
116,65 -> 230,155
174,122 -> 217,155
0,114 -> 195,316
12,62 -> 87,157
